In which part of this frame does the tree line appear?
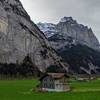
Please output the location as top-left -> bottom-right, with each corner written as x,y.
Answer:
0,56 -> 41,79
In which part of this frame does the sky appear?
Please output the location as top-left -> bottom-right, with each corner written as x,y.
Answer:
20,0 -> 100,41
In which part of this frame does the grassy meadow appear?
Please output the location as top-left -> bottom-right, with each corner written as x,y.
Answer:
0,79 -> 100,100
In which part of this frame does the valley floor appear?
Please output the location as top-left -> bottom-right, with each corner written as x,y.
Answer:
0,79 -> 100,100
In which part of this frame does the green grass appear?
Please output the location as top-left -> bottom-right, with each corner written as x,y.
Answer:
0,79 -> 100,100
69,79 -> 100,92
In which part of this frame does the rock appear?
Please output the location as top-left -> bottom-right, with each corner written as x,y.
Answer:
37,17 -> 100,75
0,0 -> 66,73
37,17 -> 100,51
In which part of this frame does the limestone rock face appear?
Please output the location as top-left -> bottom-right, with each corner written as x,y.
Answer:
0,0 -> 64,72
37,17 -> 100,51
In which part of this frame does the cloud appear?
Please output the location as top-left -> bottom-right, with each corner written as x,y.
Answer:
20,0 -> 100,41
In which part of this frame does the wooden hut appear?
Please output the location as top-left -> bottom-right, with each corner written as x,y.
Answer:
39,73 -> 70,92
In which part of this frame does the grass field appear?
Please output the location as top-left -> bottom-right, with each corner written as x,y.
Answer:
0,79 -> 100,100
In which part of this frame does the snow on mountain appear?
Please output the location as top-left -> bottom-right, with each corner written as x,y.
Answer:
37,17 -> 100,51
37,17 -> 100,75
37,22 -> 57,37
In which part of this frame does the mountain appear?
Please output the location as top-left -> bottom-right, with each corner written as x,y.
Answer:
0,0 -> 67,76
37,17 -> 100,51
37,17 -> 100,75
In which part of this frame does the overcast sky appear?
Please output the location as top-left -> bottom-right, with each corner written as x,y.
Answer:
20,0 -> 100,41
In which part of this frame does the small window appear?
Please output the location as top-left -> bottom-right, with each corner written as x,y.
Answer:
56,84 -> 58,87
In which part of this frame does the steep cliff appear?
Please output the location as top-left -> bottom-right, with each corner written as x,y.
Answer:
0,0 -> 66,73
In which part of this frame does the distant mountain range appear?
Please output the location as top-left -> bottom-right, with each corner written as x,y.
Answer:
37,17 -> 100,75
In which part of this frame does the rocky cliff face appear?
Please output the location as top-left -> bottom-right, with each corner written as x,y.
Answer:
0,0 -> 65,72
37,17 -> 100,51
37,17 -> 100,75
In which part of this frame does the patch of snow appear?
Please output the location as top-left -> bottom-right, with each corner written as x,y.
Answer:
37,22 -> 57,38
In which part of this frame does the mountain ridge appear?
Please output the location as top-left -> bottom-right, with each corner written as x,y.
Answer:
37,17 -> 100,51
37,17 -> 100,75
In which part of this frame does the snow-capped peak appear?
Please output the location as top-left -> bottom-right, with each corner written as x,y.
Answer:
37,22 -> 57,37
37,16 -> 100,51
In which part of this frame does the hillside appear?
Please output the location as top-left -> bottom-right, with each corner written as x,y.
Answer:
37,17 -> 100,75
0,0 -> 67,77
